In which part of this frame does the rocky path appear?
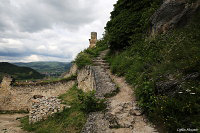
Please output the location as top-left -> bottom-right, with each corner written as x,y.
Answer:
82,50 -> 158,133
0,114 -> 27,133
108,72 -> 158,133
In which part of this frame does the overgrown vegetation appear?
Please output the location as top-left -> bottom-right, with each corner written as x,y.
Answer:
75,40 -> 108,69
105,0 -> 161,50
20,85 -> 106,133
103,1 -> 200,132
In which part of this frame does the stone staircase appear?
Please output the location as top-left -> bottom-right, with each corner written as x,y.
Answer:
82,50 -> 158,133
82,50 -> 117,132
93,60 -> 110,69
87,50 -> 116,99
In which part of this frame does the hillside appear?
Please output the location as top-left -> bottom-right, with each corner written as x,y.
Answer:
75,0 -> 200,132
105,0 -> 200,132
13,62 -> 72,77
0,62 -> 44,81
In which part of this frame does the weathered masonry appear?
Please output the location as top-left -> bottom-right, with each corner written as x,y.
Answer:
89,32 -> 97,48
0,76 -> 75,111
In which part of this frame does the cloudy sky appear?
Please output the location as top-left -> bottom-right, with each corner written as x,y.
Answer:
0,0 -> 117,62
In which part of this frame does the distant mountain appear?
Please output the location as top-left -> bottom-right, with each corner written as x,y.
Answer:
13,62 -> 72,77
0,62 -> 44,81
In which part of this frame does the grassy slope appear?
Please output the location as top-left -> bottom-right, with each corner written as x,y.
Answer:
0,62 -> 44,81
106,11 -> 200,132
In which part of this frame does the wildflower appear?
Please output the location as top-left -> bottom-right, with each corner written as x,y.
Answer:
178,92 -> 183,94
190,93 -> 195,95
186,89 -> 191,92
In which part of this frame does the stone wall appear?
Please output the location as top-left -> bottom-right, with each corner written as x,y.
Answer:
63,64 -> 78,78
77,66 -> 96,92
29,96 -> 68,123
77,64 -> 116,99
0,76 -> 75,111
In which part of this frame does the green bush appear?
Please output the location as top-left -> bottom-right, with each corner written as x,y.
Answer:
78,91 -> 106,113
75,51 -> 93,69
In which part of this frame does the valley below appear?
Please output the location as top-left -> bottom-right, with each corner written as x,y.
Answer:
13,62 -> 72,78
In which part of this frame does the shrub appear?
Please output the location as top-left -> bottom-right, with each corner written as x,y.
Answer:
78,91 -> 106,113
75,51 -> 93,69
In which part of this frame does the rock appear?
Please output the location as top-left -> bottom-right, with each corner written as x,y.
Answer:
150,0 -> 200,36
81,112 -> 110,133
156,80 -> 180,96
105,113 -> 120,128
29,96 -> 67,123
129,109 -> 143,116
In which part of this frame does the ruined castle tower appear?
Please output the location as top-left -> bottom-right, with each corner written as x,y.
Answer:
89,32 -> 97,48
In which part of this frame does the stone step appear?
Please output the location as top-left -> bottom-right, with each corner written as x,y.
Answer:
93,61 -> 106,64
94,64 -> 109,67
93,62 -> 108,65
93,59 -> 106,62
100,66 -> 110,69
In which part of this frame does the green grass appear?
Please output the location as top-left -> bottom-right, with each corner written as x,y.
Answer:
106,12 -> 200,132
20,85 -> 106,133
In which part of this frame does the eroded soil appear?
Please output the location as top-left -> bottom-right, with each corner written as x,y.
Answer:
0,114 -> 27,133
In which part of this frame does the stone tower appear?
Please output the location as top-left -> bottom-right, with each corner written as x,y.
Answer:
89,32 -> 97,48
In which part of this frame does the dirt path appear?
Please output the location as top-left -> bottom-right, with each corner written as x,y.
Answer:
108,72 -> 158,133
0,114 -> 27,133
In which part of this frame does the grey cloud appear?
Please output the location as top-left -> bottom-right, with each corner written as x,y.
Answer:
0,0 -> 117,62
0,0 -> 96,32
0,45 -> 72,59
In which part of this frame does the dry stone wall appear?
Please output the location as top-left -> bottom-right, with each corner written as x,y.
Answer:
0,76 -> 75,111
29,96 -> 68,123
